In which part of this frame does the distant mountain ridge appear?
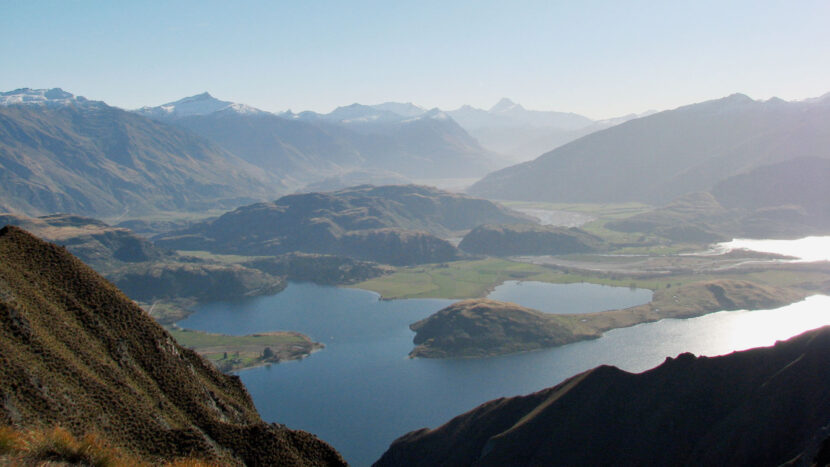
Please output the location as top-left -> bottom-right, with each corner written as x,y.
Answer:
139,93 -> 499,184
446,98 -> 648,162
0,89 -> 282,218
469,92 -> 830,203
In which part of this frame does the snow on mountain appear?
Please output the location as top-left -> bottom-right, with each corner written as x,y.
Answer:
0,88 -> 100,107
371,102 -> 427,117
136,92 -> 265,119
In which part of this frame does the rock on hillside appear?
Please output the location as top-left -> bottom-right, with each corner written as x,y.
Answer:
0,226 -> 344,465
377,326 -> 830,466
459,224 -> 605,256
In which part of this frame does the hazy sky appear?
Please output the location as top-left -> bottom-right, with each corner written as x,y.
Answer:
3,0 -> 829,118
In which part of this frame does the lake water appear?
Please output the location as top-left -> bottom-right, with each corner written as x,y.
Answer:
716,236 -> 830,262
178,282 -> 830,466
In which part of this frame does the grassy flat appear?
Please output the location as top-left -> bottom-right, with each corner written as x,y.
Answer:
167,327 -> 322,372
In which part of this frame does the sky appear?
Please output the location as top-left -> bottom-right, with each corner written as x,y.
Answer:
2,0 -> 829,119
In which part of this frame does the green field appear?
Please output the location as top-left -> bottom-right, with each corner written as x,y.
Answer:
166,327 -> 308,348
351,258 -> 664,299
166,327 -> 318,372
176,250 -> 269,264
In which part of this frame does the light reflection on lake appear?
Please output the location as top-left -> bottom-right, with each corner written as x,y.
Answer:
717,236 -> 830,262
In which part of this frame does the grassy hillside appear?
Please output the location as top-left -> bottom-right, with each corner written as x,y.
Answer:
0,226 -> 344,465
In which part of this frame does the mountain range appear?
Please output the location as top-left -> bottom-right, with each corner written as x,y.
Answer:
0,88 -> 281,218
469,93 -> 830,204
138,93 -> 500,185
446,98 -> 651,162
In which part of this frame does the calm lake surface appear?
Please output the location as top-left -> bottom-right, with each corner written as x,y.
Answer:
179,281 -> 830,466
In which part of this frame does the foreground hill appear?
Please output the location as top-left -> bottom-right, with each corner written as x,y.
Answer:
377,326 -> 830,466
0,226 -> 344,465
154,185 -> 533,265
0,88 -> 281,218
469,93 -> 830,203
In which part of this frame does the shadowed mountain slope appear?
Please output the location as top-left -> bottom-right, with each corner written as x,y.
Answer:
0,226 -> 344,465
469,93 -> 830,203
377,326 -> 830,466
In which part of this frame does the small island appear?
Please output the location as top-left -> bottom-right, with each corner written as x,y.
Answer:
410,279 -> 806,358
167,327 -> 324,372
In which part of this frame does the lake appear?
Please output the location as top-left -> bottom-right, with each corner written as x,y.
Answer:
716,235 -> 830,262
178,281 -> 830,466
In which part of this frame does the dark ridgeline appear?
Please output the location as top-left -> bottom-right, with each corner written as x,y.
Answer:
376,325 -> 830,466
0,226 -> 344,465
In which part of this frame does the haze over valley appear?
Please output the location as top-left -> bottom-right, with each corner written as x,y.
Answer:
3,2 -> 830,466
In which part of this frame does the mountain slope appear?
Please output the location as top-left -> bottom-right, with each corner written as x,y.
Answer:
0,226 -> 344,465
0,89 -> 281,217
138,93 -> 363,185
469,93 -> 830,203
376,326 -> 830,466
141,93 -> 498,182
288,105 -> 499,178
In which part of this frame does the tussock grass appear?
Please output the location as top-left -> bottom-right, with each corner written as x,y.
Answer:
0,426 -> 219,466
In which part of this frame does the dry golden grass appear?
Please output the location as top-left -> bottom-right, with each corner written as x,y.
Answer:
0,426 -> 220,466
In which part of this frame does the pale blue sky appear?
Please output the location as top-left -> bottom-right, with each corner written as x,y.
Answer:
2,0 -> 829,118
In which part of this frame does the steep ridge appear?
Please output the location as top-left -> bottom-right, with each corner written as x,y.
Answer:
0,226 -> 344,465
0,90 -> 281,217
376,326 -> 830,466
469,93 -> 830,203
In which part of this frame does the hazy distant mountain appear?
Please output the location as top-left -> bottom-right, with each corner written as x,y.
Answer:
446,98 -> 642,162
0,88 -> 280,218
140,93 -> 496,182
154,185 -> 534,265
371,101 -> 427,117
469,93 -> 830,203
286,104 -> 500,178
135,93 -> 364,186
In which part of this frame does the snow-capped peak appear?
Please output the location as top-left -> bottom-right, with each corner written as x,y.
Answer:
0,88 -> 99,107
137,92 -> 265,118
489,97 -> 523,113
